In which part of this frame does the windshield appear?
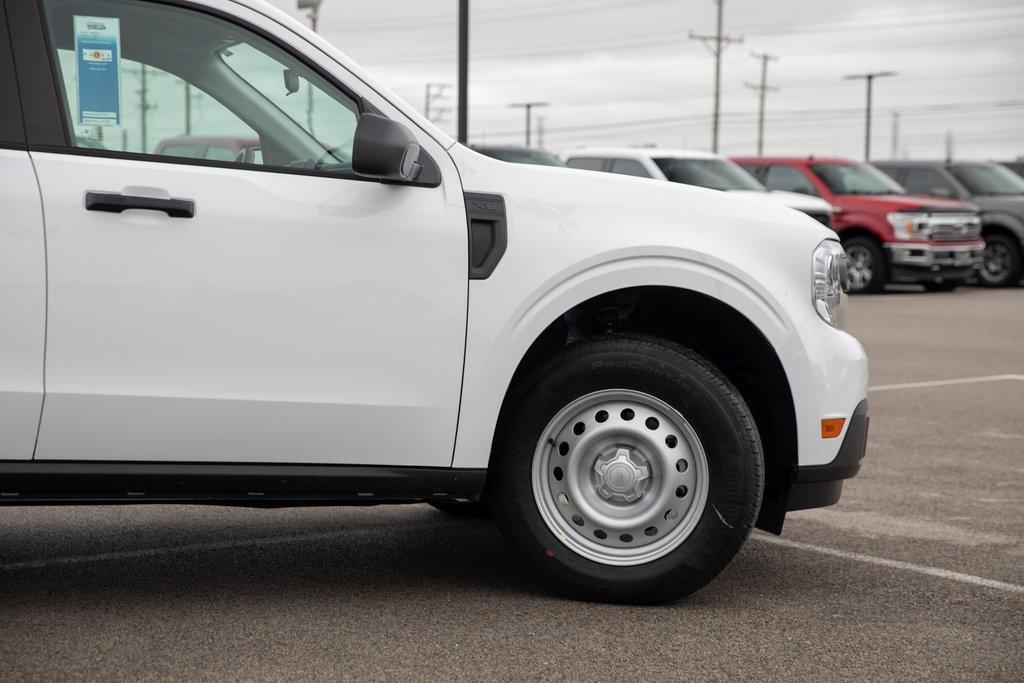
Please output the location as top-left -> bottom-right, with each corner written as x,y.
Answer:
653,157 -> 765,191
478,148 -> 566,167
949,163 -> 1024,196
811,163 -> 906,195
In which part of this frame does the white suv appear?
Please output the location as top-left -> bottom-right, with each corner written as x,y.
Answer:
565,148 -> 836,227
0,0 -> 867,603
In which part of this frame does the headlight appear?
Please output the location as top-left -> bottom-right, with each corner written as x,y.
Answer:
887,211 -> 931,240
812,240 -> 848,328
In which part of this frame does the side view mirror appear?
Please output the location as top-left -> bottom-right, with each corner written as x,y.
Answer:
352,113 -> 422,182
283,69 -> 300,96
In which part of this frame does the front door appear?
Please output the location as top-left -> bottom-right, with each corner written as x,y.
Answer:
27,0 -> 468,466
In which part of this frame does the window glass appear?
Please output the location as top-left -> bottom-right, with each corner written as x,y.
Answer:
41,0 -> 360,175
566,157 -> 606,171
764,165 -> 820,196
609,158 -> 651,178
901,169 -> 955,198
948,163 -> 1024,196
810,163 -> 906,196
654,158 -> 764,191
474,147 -> 566,167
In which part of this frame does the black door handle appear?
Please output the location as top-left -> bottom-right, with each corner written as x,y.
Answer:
85,191 -> 195,218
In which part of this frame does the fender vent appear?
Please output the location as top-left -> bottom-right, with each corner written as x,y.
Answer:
465,192 -> 507,280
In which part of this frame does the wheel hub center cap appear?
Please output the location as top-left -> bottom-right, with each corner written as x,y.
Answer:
594,447 -> 650,503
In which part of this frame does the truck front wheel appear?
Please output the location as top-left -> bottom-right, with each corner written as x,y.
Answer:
844,237 -> 888,293
978,233 -> 1023,287
489,335 -> 763,604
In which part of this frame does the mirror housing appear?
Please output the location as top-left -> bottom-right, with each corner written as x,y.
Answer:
352,113 -> 422,182
283,68 -> 300,96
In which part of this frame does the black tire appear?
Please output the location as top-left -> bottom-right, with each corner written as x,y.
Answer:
488,334 -> 763,604
429,500 -> 491,517
843,236 -> 888,293
978,233 -> 1023,288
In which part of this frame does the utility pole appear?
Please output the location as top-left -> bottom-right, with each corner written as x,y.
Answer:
139,64 -> 149,153
536,116 -> 546,149
689,0 -> 743,153
843,70 -> 897,161
509,102 -> 549,147
744,52 -> 778,156
890,111 -> 900,159
298,0 -> 322,133
424,83 -> 453,125
945,130 -> 954,163
457,0 -> 469,144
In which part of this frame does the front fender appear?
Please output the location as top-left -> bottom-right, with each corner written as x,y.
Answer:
981,212 -> 1024,243
451,254 -> 806,469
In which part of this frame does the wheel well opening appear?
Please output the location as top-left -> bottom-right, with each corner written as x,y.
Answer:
494,286 -> 797,534
838,227 -> 882,245
982,224 -> 1023,247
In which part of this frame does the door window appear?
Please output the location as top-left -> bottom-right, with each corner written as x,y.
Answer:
902,169 -> 956,198
39,0 -> 360,175
609,158 -> 651,178
566,157 -> 607,171
765,165 -> 820,196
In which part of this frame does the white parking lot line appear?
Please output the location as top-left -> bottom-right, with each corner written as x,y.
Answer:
753,534 -> 1024,595
869,374 -> 1024,392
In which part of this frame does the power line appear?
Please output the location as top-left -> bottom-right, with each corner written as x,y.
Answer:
318,0 -> 680,31
356,19 -> 1022,66
474,100 -> 1024,141
744,52 -> 778,156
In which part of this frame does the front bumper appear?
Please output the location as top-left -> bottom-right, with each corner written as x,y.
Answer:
886,241 -> 984,284
787,400 -> 869,511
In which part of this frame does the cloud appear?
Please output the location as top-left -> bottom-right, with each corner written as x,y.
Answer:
272,0 -> 1024,159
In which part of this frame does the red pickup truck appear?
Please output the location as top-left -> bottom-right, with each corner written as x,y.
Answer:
734,157 -> 983,292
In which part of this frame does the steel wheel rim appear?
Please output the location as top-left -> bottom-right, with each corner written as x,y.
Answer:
531,389 -> 710,566
846,245 -> 874,292
981,242 -> 1011,282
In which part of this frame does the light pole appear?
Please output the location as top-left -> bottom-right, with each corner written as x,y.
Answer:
509,102 -> 549,147
457,0 -> 469,144
844,71 -> 897,161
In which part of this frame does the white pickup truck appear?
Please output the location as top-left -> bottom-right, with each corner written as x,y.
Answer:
0,0 -> 868,603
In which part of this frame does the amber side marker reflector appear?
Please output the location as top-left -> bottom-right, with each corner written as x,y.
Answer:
821,418 -> 846,439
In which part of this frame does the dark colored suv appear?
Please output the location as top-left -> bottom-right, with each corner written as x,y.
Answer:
876,161 -> 1024,287
998,161 -> 1024,180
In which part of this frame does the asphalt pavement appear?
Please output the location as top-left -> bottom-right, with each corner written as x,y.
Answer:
2,287 -> 1023,681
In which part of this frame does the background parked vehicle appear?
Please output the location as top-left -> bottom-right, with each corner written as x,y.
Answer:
564,148 -> 834,226
997,161 -> 1024,180
875,161 -> 1024,287
472,145 -> 566,167
735,157 -> 983,293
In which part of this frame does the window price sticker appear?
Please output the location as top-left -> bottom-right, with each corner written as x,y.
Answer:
74,16 -> 121,126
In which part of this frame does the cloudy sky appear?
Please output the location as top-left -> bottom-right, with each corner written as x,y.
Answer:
272,0 -> 1023,160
